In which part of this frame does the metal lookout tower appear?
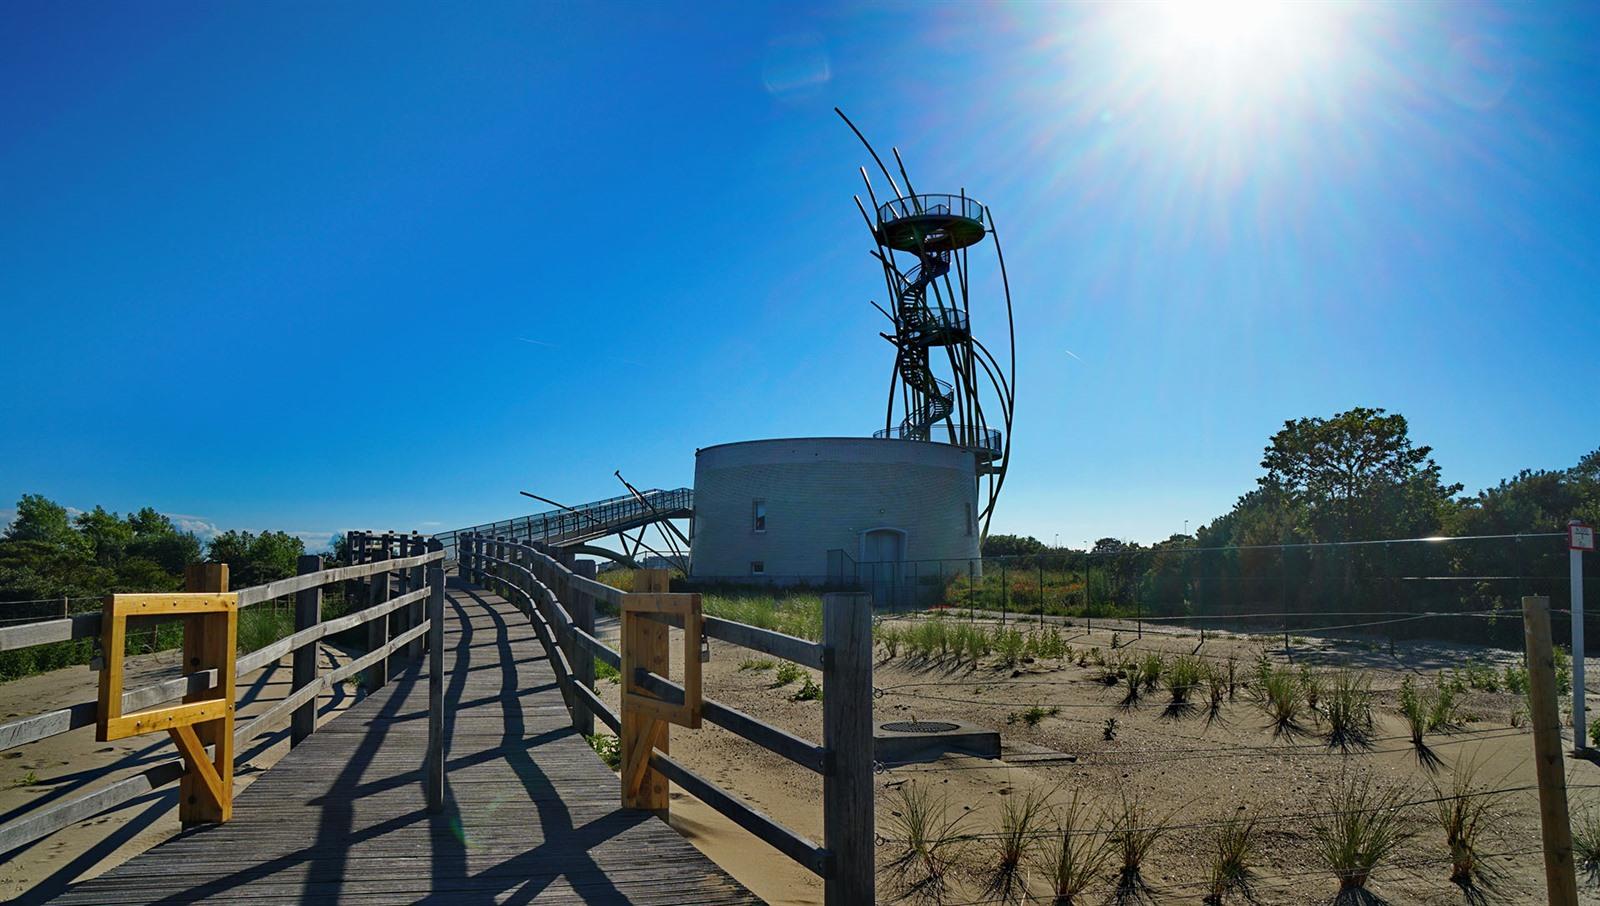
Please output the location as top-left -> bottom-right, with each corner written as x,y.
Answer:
838,109 -> 1017,540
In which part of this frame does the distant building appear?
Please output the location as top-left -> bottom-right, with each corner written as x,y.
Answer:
688,437 -> 980,587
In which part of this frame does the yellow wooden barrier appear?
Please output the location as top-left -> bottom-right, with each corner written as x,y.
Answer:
96,564 -> 237,826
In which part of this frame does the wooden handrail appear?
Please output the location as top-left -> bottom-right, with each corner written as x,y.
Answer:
0,535 -> 448,856
0,550 -> 445,653
460,533 -> 875,900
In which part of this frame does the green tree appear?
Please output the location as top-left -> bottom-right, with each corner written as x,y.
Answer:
5,494 -> 84,551
981,533 -> 1046,557
1258,407 -> 1461,542
75,506 -> 135,566
207,530 -> 305,588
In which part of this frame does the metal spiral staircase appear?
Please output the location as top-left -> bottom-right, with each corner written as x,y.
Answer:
894,251 -> 960,439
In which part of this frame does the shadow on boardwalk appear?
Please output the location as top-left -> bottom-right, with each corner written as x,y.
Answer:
47,578 -> 758,905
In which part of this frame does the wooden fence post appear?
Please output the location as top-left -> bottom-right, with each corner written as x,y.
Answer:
1525,595 -> 1580,906
621,569 -> 671,812
426,564 -> 446,813
823,591 -> 875,906
571,559 -> 598,736
180,562 -> 232,827
292,554 -> 322,746
366,551 -> 390,692
408,534 -> 426,661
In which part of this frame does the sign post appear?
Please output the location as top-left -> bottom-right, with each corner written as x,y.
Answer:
1572,520 -> 1594,752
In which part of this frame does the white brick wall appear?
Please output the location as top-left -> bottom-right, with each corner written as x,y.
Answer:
689,437 -> 980,581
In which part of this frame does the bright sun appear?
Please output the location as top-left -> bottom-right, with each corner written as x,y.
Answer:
1102,0 -> 1350,114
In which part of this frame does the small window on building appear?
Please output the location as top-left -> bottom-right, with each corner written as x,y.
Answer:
750,561 -> 765,576
752,499 -> 767,533
965,502 -> 974,537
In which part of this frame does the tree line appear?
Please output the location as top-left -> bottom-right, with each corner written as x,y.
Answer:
0,494 -> 323,608
981,408 -> 1598,644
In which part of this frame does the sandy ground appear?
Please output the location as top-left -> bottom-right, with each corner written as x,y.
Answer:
7,611 -> 1598,905
591,614 -> 1600,906
0,643 -> 358,903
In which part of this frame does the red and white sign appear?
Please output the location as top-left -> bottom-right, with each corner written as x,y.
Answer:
1573,523 -> 1596,552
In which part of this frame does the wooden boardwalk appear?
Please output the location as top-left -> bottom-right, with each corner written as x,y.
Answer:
51,579 -> 760,905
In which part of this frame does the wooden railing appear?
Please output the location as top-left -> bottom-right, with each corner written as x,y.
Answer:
458,532 -> 874,905
0,540 -> 448,855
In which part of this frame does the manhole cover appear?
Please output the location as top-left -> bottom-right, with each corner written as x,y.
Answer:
881,720 -> 960,734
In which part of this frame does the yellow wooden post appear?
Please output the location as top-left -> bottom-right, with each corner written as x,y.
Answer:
621,569 -> 671,812
97,575 -> 236,828
181,563 -> 234,825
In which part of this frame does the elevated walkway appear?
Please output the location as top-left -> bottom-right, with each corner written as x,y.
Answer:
439,489 -> 692,557
50,577 -> 757,905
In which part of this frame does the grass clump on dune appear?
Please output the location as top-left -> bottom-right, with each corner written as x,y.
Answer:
1203,813 -> 1258,905
980,785 -> 1051,904
883,781 -> 970,902
1036,791 -> 1112,906
1312,773 -> 1412,900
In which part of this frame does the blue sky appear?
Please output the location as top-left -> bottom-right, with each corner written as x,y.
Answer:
2,1 -> 1597,551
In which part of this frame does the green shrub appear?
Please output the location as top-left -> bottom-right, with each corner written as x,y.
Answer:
595,658 -> 621,683
1008,705 -> 1060,727
790,675 -> 822,701
773,661 -> 805,687
738,658 -> 775,672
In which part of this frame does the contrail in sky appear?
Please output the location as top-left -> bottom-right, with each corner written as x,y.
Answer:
1064,349 -> 1084,362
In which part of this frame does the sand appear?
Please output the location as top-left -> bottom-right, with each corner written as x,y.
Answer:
590,613 -> 1600,905
7,610 -> 1599,905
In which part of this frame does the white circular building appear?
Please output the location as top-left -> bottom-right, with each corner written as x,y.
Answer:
688,437 -> 981,585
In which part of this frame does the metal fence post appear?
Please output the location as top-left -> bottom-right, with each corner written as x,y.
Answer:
291,554 -> 322,746
823,591 -> 874,905
366,550 -> 390,692
1524,595 -> 1580,906
426,564 -> 446,813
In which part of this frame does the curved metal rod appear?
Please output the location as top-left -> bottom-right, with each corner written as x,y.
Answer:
835,107 -> 904,201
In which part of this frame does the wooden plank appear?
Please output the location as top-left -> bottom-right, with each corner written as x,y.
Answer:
571,678 -> 620,733
95,595 -> 125,741
632,670 -> 825,773
0,759 -> 186,856
103,700 -> 228,740
233,549 -> 444,608
1,669 -> 220,753
571,626 -> 621,670
703,616 -> 825,670
0,612 -> 101,652
106,593 -> 234,616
